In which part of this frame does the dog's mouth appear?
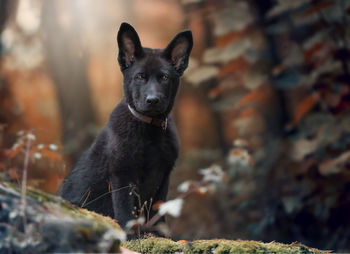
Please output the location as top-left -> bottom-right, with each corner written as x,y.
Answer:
131,99 -> 168,118
134,104 -> 166,118
139,108 -> 164,118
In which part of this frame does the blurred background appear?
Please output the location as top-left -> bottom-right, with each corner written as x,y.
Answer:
1,0 -> 350,251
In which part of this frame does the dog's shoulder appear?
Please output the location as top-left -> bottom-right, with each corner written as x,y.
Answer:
107,99 -> 132,131
108,98 -> 129,123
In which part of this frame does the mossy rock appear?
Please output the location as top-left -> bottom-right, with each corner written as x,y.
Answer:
0,182 -> 125,253
122,237 -> 329,254
0,182 -> 329,254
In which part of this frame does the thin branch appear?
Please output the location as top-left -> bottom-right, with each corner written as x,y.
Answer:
145,198 -> 153,223
21,131 -> 32,234
78,187 -> 92,203
131,188 -> 143,238
80,189 -> 91,208
81,185 -> 131,208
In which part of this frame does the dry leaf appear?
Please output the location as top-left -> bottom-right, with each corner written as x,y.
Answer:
291,139 -> 318,161
158,199 -> 184,217
244,69 -> 268,90
152,200 -> 164,211
238,87 -> 271,107
301,0 -> 335,16
211,2 -> 254,37
302,30 -> 331,50
203,38 -> 251,64
266,0 -> 311,18
215,30 -> 247,47
228,148 -> 253,166
184,65 -> 219,85
319,151 -> 350,176
217,57 -> 247,79
290,93 -> 318,126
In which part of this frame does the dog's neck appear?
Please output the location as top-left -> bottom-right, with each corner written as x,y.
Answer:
128,104 -> 168,130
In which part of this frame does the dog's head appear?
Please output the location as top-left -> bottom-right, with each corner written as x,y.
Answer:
117,23 -> 193,118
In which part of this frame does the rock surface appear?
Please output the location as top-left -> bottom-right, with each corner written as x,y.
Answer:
0,182 -> 125,253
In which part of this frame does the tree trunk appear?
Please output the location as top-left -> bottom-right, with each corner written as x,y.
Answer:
41,0 -> 96,166
0,0 -> 17,33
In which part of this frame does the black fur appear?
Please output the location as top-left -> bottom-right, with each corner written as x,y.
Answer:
57,23 -> 193,229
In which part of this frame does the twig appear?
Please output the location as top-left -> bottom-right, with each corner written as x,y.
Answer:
145,198 -> 153,223
132,189 -> 143,238
78,187 -> 92,203
80,189 -> 91,208
21,131 -> 32,234
81,185 -> 131,208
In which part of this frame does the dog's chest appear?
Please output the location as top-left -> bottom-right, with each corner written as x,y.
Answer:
124,130 -> 178,196
132,132 -> 177,172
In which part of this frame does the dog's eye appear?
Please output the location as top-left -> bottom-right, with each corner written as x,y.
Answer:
161,75 -> 168,81
135,74 -> 145,81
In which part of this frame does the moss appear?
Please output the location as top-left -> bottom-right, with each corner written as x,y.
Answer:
183,240 -> 219,254
123,237 -> 185,253
2,181 -> 54,203
122,237 -> 329,254
0,183 -> 328,254
1,182 -> 123,233
0,182 -> 125,253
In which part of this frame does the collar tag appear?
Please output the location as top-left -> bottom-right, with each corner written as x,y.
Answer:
162,118 -> 168,130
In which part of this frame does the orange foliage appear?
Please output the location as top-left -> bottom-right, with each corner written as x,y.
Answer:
290,93 -> 318,126
217,57 -> 248,79
304,43 -> 324,64
238,86 -> 271,107
193,187 -> 208,195
3,147 -> 21,160
215,30 -> 248,47
8,167 -> 20,179
208,79 -> 239,99
272,64 -> 285,76
208,86 -> 223,99
237,107 -> 255,119
7,70 -> 62,143
152,200 -> 163,211
40,150 -> 63,164
304,42 -> 333,65
87,54 -> 123,127
39,174 -> 62,193
176,94 -> 219,150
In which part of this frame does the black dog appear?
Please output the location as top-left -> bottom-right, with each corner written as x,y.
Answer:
57,23 -> 193,229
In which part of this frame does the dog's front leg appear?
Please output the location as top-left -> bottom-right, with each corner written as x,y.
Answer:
109,174 -> 136,229
150,172 -> 170,223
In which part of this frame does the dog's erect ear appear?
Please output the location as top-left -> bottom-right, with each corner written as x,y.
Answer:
163,30 -> 193,76
117,23 -> 143,70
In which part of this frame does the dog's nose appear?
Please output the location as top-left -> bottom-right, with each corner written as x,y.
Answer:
146,96 -> 160,105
